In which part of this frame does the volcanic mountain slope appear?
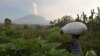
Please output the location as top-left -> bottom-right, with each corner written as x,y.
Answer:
14,15 -> 50,25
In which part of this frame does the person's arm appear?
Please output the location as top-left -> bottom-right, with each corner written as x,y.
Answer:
60,30 -> 67,43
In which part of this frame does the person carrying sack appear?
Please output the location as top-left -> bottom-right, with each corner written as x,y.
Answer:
60,22 -> 87,56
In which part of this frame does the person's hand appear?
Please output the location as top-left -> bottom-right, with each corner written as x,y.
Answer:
60,30 -> 64,35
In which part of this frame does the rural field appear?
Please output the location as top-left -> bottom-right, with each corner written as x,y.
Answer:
0,8 -> 100,56
0,0 -> 100,56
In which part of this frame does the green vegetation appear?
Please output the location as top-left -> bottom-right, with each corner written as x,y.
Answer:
0,7 -> 100,56
0,26 -> 72,56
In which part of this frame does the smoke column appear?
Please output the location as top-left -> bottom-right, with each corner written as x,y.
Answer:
32,2 -> 38,14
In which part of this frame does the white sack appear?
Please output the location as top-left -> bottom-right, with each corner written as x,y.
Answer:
61,22 -> 87,35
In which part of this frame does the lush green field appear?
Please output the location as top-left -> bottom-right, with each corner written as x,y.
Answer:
0,25 -> 73,56
0,7 -> 100,56
0,25 -> 100,56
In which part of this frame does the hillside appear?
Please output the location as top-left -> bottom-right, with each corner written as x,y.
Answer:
14,15 -> 50,25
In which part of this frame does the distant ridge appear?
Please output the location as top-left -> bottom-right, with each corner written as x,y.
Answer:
13,14 -> 50,25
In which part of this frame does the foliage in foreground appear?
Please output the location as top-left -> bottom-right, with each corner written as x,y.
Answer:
0,27 -> 72,56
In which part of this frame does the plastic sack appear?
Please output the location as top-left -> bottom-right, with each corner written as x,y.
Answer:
61,22 -> 87,35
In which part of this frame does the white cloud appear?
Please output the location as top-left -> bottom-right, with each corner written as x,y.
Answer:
35,0 -> 100,20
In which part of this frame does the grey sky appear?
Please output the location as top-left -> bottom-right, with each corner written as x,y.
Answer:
35,0 -> 100,20
0,0 -> 100,22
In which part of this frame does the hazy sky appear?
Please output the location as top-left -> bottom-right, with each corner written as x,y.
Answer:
0,0 -> 100,22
